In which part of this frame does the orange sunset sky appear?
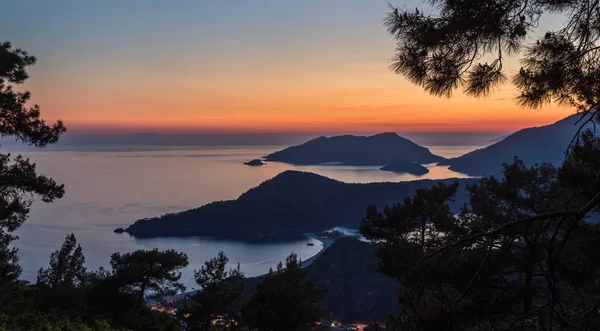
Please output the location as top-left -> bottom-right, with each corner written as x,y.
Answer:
3,1 -> 572,135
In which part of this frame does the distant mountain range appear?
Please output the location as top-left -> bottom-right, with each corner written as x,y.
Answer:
10,132 -> 320,149
122,171 -> 473,242
439,114 -> 592,176
263,132 -> 444,166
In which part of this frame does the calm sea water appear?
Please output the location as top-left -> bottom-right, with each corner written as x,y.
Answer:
9,144 -> 481,290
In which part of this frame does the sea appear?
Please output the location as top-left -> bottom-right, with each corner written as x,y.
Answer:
6,144 -> 483,291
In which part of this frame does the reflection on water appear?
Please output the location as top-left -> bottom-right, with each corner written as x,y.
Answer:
427,145 -> 482,159
17,221 -> 322,290
10,144 -> 483,289
264,161 -> 471,184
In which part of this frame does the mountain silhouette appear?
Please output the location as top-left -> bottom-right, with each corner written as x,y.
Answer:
439,114 -> 592,176
122,171 -> 472,242
263,132 -> 444,166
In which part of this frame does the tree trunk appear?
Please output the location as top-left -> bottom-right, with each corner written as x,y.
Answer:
203,314 -> 211,331
421,218 -> 426,251
137,279 -> 148,310
523,268 -> 533,314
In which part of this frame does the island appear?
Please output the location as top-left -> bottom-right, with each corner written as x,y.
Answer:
380,157 -> 429,175
121,170 -> 473,242
244,159 -> 265,166
439,114 -> 591,176
263,132 -> 445,166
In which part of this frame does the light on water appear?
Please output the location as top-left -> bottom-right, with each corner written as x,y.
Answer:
11,144 -> 481,290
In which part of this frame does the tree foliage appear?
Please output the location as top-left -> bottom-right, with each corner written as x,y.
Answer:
0,311 -> 127,331
362,140 -> 600,330
0,41 -> 66,145
110,249 -> 189,304
382,1 -> 600,329
0,232 -> 23,313
386,0 -> 600,117
37,233 -> 87,289
185,251 -> 244,331
32,244 -> 186,331
0,39 -> 254,331
243,253 -> 325,331
0,41 -> 66,311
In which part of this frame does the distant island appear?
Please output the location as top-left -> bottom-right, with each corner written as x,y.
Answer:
244,159 -> 265,166
263,132 -> 444,166
121,171 -> 473,242
439,114 -> 592,176
380,157 -> 429,175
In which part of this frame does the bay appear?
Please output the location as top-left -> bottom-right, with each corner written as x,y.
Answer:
9,144 -> 481,290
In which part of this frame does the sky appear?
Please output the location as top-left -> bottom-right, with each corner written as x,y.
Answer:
1,0 -> 573,136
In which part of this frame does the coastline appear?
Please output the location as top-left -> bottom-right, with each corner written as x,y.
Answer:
149,237 -> 335,304
300,237 -> 334,268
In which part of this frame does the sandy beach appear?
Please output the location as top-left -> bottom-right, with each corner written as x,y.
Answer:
300,238 -> 335,268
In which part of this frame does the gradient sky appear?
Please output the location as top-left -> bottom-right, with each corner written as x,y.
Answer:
1,0 -> 572,135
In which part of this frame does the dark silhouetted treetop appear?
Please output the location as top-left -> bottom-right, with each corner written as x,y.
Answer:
0,41 -> 66,147
243,253 -> 325,331
242,238 -> 399,323
0,40 -> 66,312
0,312 -> 127,331
194,251 -> 243,290
110,248 -> 189,303
306,238 -> 399,322
183,251 -> 245,331
0,233 -> 21,314
0,40 -> 183,331
264,132 -> 444,166
37,233 -> 87,289
362,151 -> 600,330
386,0 -> 600,117
384,5 -> 600,328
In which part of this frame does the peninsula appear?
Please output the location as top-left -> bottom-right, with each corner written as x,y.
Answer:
121,171 -> 472,242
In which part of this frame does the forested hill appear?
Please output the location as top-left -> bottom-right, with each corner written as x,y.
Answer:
439,114 -> 593,176
243,237 -> 398,322
263,132 -> 444,165
123,171 -> 473,242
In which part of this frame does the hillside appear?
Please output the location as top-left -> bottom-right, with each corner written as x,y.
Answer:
263,132 -> 444,166
243,238 -> 398,322
306,238 -> 398,322
123,171 -> 473,242
439,114 -> 591,176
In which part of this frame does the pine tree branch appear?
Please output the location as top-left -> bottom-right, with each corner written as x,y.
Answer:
501,304 -> 549,331
453,241 -> 492,308
425,190 -> 600,261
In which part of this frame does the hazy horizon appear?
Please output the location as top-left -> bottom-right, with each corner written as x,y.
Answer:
3,1 -> 572,134
3,112 -> 578,149
1,129 -> 507,149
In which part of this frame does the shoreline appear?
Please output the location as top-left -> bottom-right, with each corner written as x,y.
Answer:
149,236 -> 336,304
300,237 -> 334,268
